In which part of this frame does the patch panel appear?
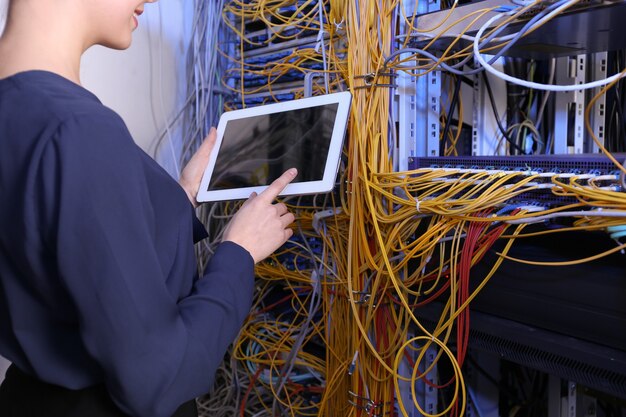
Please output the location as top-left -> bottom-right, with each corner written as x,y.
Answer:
235,65 -> 325,89
230,93 -> 296,109
408,154 -> 626,206
410,154 -> 623,173
245,50 -> 294,66
229,0 -> 328,53
242,27 -> 321,51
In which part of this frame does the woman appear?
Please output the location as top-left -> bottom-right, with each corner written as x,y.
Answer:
0,0 -> 297,416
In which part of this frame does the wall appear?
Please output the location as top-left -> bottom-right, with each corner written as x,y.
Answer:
0,0 -> 5,34
0,0 -> 190,156
0,0 -> 191,381
81,1 -> 191,159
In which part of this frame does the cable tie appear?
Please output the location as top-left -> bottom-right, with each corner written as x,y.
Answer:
348,351 -> 359,375
311,270 -> 320,292
314,26 -> 325,53
415,197 -> 421,213
312,208 -> 342,233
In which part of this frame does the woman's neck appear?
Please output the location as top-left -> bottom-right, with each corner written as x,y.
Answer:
0,1 -> 87,84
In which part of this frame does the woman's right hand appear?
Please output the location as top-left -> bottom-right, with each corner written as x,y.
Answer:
223,168 -> 298,263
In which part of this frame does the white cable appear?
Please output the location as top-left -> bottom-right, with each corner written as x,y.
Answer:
316,0 -> 330,93
473,5 -> 626,91
157,3 -> 180,177
401,30 -> 517,44
506,210 -> 626,224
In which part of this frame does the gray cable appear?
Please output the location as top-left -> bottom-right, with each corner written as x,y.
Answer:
385,0 -> 569,77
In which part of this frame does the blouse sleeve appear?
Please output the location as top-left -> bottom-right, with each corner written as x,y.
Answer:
38,111 -> 254,417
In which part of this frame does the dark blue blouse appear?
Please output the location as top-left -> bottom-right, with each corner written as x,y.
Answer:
0,71 -> 254,417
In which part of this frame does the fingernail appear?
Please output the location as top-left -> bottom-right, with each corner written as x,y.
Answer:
290,168 -> 298,177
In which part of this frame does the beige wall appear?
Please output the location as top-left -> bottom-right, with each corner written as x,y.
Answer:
81,1 -> 191,157
0,0 -> 190,155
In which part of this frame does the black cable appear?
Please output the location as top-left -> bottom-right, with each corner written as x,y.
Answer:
459,75 -> 474,86
598,399 -> 619,417
441,76 -> 462,154
615,87 -> 625,151
481,72 -> 527,155
607,70 -> 616,150
543,80 -> 555,154
537,60 -> 554,154
528,370 -> 547,417
504,58 -> 527,155
611,51 -> 626,152
466,355 -> 499,389
611,50 -> 626,152
615,51 -> 626,152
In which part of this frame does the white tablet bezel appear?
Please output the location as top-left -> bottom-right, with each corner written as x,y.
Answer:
196,91 -> 352,202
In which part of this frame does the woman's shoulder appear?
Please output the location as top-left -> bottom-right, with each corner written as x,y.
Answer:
1,70 -> 119,128
1,70 -> 132,148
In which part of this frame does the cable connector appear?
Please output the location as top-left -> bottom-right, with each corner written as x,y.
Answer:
351,290 -> 372,306
312,208 -> 342,234
348,391 -> 390,417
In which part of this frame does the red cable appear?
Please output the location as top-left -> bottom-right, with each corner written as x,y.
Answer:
240,366 -> 263,417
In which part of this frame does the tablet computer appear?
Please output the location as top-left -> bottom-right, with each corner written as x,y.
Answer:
196,91 -> 352,202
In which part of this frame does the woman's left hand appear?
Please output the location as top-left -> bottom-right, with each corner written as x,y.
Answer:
179,127 -> 217,207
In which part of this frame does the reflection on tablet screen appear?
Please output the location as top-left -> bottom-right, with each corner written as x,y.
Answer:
207,103 -> 339,191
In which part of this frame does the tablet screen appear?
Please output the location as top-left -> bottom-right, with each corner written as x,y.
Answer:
207,103 -> 339,191
197,91 -> 351,202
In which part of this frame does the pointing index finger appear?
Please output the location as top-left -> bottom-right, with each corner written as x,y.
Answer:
259,168 -> 298,202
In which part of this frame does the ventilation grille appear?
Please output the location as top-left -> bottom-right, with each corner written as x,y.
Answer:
470,328 -> 626,400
